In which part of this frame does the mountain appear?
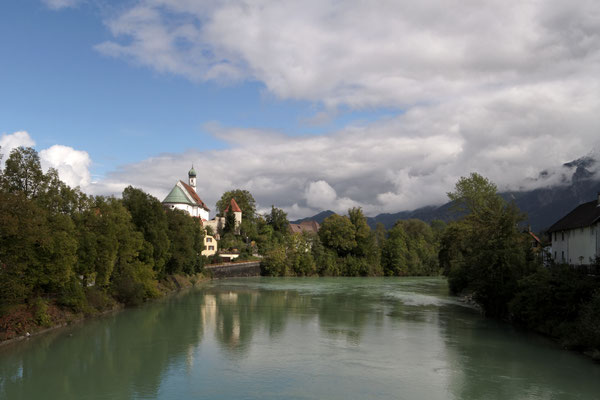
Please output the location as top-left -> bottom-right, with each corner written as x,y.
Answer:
294,156 -> 600,234
290,210 -> 336,224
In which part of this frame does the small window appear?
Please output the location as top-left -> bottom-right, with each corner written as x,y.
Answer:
209,246 -> 215,250
207,237 -> 212,242
204,246 -> 208,250
561,251 -> 565,261
554,251 -> 557,260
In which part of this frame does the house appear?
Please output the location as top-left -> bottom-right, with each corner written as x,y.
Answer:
202,236 -> 217,257
289,220 -> 320,234
547,194 -> 600,265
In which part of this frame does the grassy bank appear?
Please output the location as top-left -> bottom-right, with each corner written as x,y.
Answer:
0,273 -> 209,345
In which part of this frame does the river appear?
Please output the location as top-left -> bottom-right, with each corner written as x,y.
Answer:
1,277 -> 599,399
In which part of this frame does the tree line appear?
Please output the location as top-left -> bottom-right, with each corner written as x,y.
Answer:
0,146 -> 205,315
260,207 -> 442,277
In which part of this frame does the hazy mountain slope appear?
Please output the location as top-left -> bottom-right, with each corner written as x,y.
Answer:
294,156 -> 600,233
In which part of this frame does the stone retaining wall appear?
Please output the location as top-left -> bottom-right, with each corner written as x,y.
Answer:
205,261 -> 261,279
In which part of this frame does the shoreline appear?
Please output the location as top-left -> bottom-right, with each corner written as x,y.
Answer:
0,272 -> 210,347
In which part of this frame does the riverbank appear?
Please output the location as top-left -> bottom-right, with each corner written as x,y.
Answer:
0,272 -> 210,346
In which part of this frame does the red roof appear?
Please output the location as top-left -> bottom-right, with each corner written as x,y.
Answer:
180,181 -> 210,211
527,231 -> 541,244
289,220 -> 320,234
225,198 -> 242,213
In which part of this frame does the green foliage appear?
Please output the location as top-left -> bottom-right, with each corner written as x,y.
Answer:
32,298 -> 52,327
216,189 -> 256,218
266,206 -> 289,239
447,172 -> 501,216
319,214 -> 356,256
382,223 -> 409,275
261,244 -> 288,276
0,147 -> 212,316
576,290 -> 600,351
165,209 -> 204,275
2,147 -> 44,198
223,207 -> 237,235
382,220 -> 439,276
122,186 -> 171,277
510,266 -> 598,338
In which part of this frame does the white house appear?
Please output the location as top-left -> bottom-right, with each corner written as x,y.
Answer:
548,194 -> 600,265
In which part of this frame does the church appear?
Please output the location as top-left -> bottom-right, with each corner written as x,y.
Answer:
162,167 -> 242,257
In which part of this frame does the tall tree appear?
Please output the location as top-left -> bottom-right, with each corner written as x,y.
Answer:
319,214 -> 356,256
440,173 -> 534,317
122,186 -> 171,277
266,206 -> 289,237
2,147 -> 44,198
165,209 -> 204,275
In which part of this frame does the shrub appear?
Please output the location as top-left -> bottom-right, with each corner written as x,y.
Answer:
32,298 -> 52,327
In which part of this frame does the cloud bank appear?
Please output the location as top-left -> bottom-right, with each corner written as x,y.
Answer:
26,0 -> 600,219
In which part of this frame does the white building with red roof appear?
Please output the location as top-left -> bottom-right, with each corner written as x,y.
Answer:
162,167 -> 211,220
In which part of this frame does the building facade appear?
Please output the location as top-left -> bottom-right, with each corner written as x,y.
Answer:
548,195 -> 600,265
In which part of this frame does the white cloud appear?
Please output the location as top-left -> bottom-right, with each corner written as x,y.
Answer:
0,131 -> 36,168
96,0 -> 600,109
39,145 -> 92,188
42,0 -> 80,10
1,131 -> 93,190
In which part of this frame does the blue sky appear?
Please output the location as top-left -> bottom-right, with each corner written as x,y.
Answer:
2,0 -> 600,219
0,1 -> 395,179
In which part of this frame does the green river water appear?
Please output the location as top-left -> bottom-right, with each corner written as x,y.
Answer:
1,277 -> 599,399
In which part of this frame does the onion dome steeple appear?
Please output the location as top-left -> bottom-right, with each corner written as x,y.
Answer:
188,165 -> 197,190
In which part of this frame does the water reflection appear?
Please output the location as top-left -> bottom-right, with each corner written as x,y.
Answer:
1,278 -> 600,400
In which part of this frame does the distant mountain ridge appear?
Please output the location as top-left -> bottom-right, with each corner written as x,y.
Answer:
291,156 -> 600,233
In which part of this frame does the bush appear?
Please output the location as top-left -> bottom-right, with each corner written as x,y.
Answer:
57,277 -> 87,312
261,245 -> 288,276
32,298 -> 52,327
576,290 -> 600,351
85,287 -> 115,312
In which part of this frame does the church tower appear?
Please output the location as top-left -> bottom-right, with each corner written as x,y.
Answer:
188,166 -> 197,192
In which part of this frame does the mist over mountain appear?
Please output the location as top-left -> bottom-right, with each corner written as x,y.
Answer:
292,155 -> 600,234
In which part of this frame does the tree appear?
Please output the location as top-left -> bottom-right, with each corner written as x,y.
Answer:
266,206 -> 289,236
165,209 -> 204,275
318,214 -> 356,256
122,186 -> 171,277
2,147 -> 45,198
440,173 -> 535,318
348,208 -> 371,256
223,207 -> 237,235
382,223 -> 409,276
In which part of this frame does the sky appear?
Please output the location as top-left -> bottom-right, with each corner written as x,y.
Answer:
1,0 -> 600,219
